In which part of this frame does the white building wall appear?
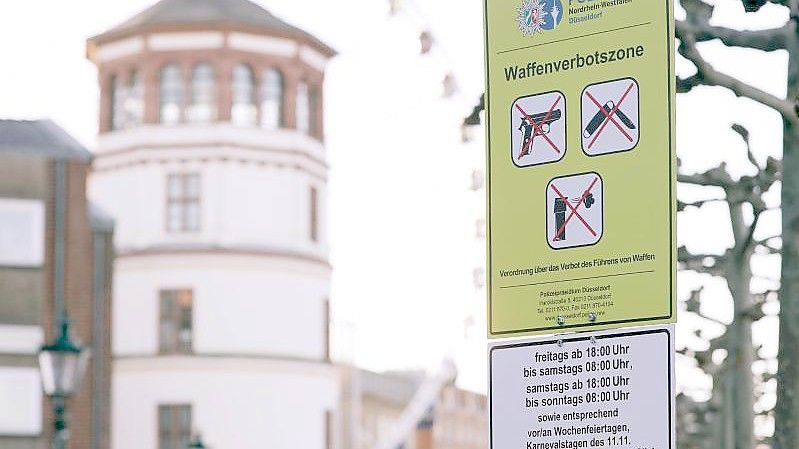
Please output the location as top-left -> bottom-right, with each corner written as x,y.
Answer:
216,161 -> 327,255
113,358 -> 340,449
89,87 -> 335,449
90,156 -> 328,257
112,253 -> 329,359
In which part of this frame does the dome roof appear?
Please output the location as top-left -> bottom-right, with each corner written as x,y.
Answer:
90,0 -> 334,55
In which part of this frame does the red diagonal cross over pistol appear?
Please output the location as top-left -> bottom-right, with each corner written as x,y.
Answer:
516,96 -> 562,159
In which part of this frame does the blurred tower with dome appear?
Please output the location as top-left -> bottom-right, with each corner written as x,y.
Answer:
85,1 -> 339,448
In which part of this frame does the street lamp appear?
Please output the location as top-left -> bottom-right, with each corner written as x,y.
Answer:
38,317 -> 89,449
188,433 -> 207,449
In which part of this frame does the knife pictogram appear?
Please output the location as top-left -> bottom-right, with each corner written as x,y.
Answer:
583,100 -> 636,138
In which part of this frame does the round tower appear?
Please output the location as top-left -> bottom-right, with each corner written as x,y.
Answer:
86,1 -> 339,448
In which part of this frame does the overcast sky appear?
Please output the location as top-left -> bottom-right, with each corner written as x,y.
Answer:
0,0 -> 789,397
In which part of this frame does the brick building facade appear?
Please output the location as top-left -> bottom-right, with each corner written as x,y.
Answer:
0,120 -> 113,449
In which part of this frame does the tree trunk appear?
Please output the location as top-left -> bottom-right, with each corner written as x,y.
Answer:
727,313 -> 754,449
775,7 -> 799,446
776,125 -> 799,448
775,126 -> 799,449
706,368 -> 731,449
727,203 -> 755,449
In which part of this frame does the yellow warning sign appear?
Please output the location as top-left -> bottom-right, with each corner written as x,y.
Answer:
484,0 -> 676,337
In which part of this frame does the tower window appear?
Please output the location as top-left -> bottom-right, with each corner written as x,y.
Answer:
309,84 -> 320,137
158,404 -> 192,449
231,63 -> 256,126
187,63 -> 216,124
110,70 -> 144,130
160,64 -> 184,125
127,69 -> 144,126
296,81 -> 310,134
110,74 -> 125,131
166,173 -> 201,232
310,186 -> 319,242
159,289 -> 193,354
260,68 -> 284,130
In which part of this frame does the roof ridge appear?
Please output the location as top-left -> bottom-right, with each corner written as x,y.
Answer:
89,0 -> 335,56
0,120 -> 92,162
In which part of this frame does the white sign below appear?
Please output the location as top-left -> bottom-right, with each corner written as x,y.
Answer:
489,326 -> 674,449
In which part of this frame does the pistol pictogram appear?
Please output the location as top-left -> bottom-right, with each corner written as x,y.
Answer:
518,109 -> 562,156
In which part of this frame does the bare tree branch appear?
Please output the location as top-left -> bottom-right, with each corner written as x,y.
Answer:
463,94 -> 483,126
744,289 -> 778,321
676,19 -> 787,52
757,235 -> 782,255
679,245 -> 728,277
735,210 -> 763,257
677,73 -> 703,94
684,287 -> 735,327
685,287 -> 704,314
756,246 -> 782,256
678,198 -> 727,211
697,312 -> 730,327
676,29 -> 797,122
678,163 -> 736,188
731,123 -> 761,170
740,0 -> 790,12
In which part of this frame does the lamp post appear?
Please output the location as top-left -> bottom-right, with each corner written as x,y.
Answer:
188,433 -> 207,449
38,317 -> 89,449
